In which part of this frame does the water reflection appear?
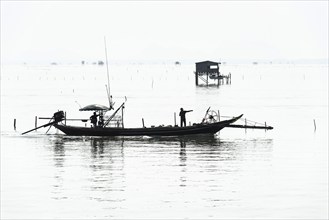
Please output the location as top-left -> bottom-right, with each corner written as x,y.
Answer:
179,139 -> 187,187
146,135 -> 222,146
52,137 -> 65,168
45,134 -> 273,210
49,136 -> 67,200
179,139 -> 187,164
90,137 -> 105,158
86,137 -> 126,206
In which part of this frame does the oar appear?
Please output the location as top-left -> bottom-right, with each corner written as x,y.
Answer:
22,121 -> 57,135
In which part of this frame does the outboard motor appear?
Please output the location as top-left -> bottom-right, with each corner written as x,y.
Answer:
53,111 -> 65,123
22,110 -> 65,135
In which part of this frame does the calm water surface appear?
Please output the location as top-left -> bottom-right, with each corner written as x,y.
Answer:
1,63 -> 328,219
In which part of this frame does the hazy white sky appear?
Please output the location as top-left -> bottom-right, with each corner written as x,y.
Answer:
1,1 -> 328,64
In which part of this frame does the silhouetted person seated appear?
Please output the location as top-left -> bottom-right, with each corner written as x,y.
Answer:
179,108 -> 193,127
90,112 -> 98,127
98,114 -> 104,127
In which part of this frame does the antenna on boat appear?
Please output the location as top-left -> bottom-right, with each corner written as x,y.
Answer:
104,36 -> 113,110
75,101 -> 82,109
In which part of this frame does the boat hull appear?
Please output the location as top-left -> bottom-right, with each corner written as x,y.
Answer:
54,115 -> 243,137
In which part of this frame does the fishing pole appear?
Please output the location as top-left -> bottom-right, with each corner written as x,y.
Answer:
104,36 -> 113,109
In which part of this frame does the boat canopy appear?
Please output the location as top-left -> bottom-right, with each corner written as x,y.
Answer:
79,104 -> 110,111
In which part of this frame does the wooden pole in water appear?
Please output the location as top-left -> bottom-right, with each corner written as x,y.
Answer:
245,118 -> 247,133
206,73 -> 209,86
35,116 -> 37,130
313,119 -> 316,131
14,119 -> 16,131
174,112 -> 177,126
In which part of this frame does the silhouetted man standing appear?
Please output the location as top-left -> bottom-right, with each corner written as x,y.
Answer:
179,108 -> 193,127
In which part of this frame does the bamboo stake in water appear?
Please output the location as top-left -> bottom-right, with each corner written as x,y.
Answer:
245,118 -> 247,133
35,116 -> 37,130
313,119 -> 316,132
174,112 -> 176,126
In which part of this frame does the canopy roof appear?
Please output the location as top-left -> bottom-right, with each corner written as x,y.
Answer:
79,104 -> 110,111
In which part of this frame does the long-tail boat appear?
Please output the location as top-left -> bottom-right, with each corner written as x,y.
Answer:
22,109 -> 244,137
52,110 -> 244,137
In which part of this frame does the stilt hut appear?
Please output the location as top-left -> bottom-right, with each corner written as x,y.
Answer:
195,60 -> 231,86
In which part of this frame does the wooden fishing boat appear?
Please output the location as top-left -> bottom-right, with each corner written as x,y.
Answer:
53,114 -> 243,137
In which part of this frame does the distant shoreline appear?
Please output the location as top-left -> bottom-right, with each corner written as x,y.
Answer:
2,58 -> 328,66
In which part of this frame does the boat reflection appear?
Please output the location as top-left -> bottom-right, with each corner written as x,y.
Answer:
48,136 -> 67,200
179,139 -> 187,187
46,134 -> 273,203
52,137 -> 66,168
90,137 -> 105,157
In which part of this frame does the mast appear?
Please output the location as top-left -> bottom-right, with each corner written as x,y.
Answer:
104,36 -> 113,109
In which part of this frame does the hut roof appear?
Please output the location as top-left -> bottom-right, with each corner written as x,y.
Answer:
195,60 -> 221,65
